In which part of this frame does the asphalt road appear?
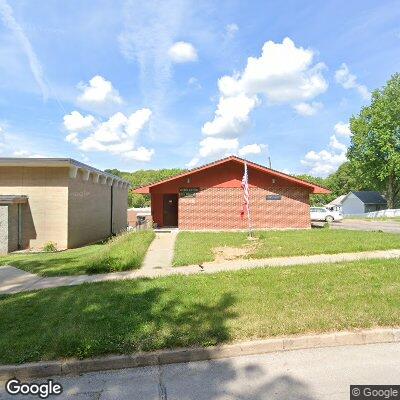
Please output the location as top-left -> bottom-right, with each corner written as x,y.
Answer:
330,219 -> 400,234
1,342 -> 399,400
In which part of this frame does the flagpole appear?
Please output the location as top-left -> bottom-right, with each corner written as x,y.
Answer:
246,166 -> 253,237
242,162 -> 253,238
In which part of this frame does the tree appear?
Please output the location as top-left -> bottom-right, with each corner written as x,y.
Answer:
348,73 -> 400,208
104,167 -> 186,208
324,162 -> 365,196
295,174 -> 332,206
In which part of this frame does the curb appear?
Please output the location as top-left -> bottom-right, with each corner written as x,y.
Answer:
1,327 -> 399,381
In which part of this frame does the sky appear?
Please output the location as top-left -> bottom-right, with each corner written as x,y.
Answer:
0,0 -> 399,176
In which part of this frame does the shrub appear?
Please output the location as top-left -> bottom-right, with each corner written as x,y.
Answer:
85,230 -> 155,274
42,242 -> 57,252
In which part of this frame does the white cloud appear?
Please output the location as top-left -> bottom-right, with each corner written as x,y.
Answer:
301,149 -> 346,176
238,143 -> 266,157
13,149 -> 46,158
202,37 -> 327,137
0,0 -> 49,99
77,75 -> 123,107
118,1 -> 189,114
335,63 -> 370,100
294,101 -> 323,116
186,157 -> 200,169
329,134 -> 347,152
188,77 -> 201,89
225,23 -> 239,39
202,93 -> 259,137
301,127 -> 348,177
64,108 -> 154,162
63,111 -> 95,132
199,137 -> 239,158
124,147 -> 154,162
334,121 -> 351,137
168,41 -> 198,63
240,38 -> 327,102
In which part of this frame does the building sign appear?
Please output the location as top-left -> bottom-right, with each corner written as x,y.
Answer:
266,194 -> 281,201
179,188 -> 200,198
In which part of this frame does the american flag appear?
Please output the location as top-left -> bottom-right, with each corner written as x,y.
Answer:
240,162 -> 249,219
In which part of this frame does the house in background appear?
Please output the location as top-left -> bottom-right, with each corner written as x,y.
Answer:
0,158 -> 130,254
325,194 -> 346,211
341,191 -> 387,215
134,155 -> 330,230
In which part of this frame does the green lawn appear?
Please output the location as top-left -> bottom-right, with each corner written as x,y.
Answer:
0,258 -> 399,364
0,230 -> 155,277
173,229 -> 400,266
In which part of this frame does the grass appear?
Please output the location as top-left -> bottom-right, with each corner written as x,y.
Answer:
0,230 -> 155,277
173,229 -> 400,266
0,258 -> 399,364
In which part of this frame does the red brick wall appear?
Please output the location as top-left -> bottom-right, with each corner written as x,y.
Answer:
179,186 -> 310,230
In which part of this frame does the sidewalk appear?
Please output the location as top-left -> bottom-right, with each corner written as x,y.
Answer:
141,231 -> 177,270
1,248 -> 400,295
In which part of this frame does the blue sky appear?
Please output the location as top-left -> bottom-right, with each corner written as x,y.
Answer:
0,0 -> 399,176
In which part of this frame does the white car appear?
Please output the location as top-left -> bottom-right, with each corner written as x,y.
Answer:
310,207 -> 343,223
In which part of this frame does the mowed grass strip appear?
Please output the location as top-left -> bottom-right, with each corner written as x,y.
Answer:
0,258 -> 399,364
173,229 -> 400,266
0,230 -> 155,277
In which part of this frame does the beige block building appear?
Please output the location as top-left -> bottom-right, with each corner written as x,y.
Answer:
0,158 -> 130,253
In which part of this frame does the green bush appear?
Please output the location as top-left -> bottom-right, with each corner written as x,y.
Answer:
42,242 -> 57,252
85,230 -> 155,274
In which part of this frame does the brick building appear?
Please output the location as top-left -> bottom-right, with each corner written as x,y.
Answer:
134,156 -> 330,230
0,158 -> 130,253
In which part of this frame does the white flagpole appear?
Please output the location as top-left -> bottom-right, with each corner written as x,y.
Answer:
246,165 -> 253,237
243,162 -> 253,237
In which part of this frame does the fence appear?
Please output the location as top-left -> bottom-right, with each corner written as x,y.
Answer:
346,209 -> 400,218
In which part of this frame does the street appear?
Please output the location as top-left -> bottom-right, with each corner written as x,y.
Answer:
330,219 -> 400,234
1,342 -> 399,400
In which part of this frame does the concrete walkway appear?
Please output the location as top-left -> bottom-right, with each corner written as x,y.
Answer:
141,231 -> 178,270
1,342 -> 399,399
1,248 -> 400,295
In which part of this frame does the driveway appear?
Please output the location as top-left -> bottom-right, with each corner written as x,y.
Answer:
331,219 -> 400,234
2,342 -> 399,399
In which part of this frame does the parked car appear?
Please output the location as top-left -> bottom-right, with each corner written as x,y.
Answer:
310,207 -> 343,223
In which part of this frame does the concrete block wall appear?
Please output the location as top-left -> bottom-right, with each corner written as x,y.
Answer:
179,187 -> 311,230
112,185 -> 128,234
0,167 -> 69,249
0,205 -> 8,254
67,171 -> 128,248
68,171 -> 113,248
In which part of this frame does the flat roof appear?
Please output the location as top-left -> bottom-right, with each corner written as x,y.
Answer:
0,158 -> 130,185
0,195 -> 28,205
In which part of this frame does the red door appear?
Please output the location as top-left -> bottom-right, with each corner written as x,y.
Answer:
163,194 -> 178,227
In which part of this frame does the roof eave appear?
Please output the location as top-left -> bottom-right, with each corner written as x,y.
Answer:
134,187 -> 150,194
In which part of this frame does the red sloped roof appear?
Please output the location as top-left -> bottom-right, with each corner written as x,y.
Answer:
133,155 -> 331,194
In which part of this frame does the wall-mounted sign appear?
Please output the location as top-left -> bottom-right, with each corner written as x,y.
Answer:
179,188 -> 200,198
266,194 -> 281,201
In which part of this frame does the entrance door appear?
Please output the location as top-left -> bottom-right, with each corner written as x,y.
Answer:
163,194 -> 178,227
